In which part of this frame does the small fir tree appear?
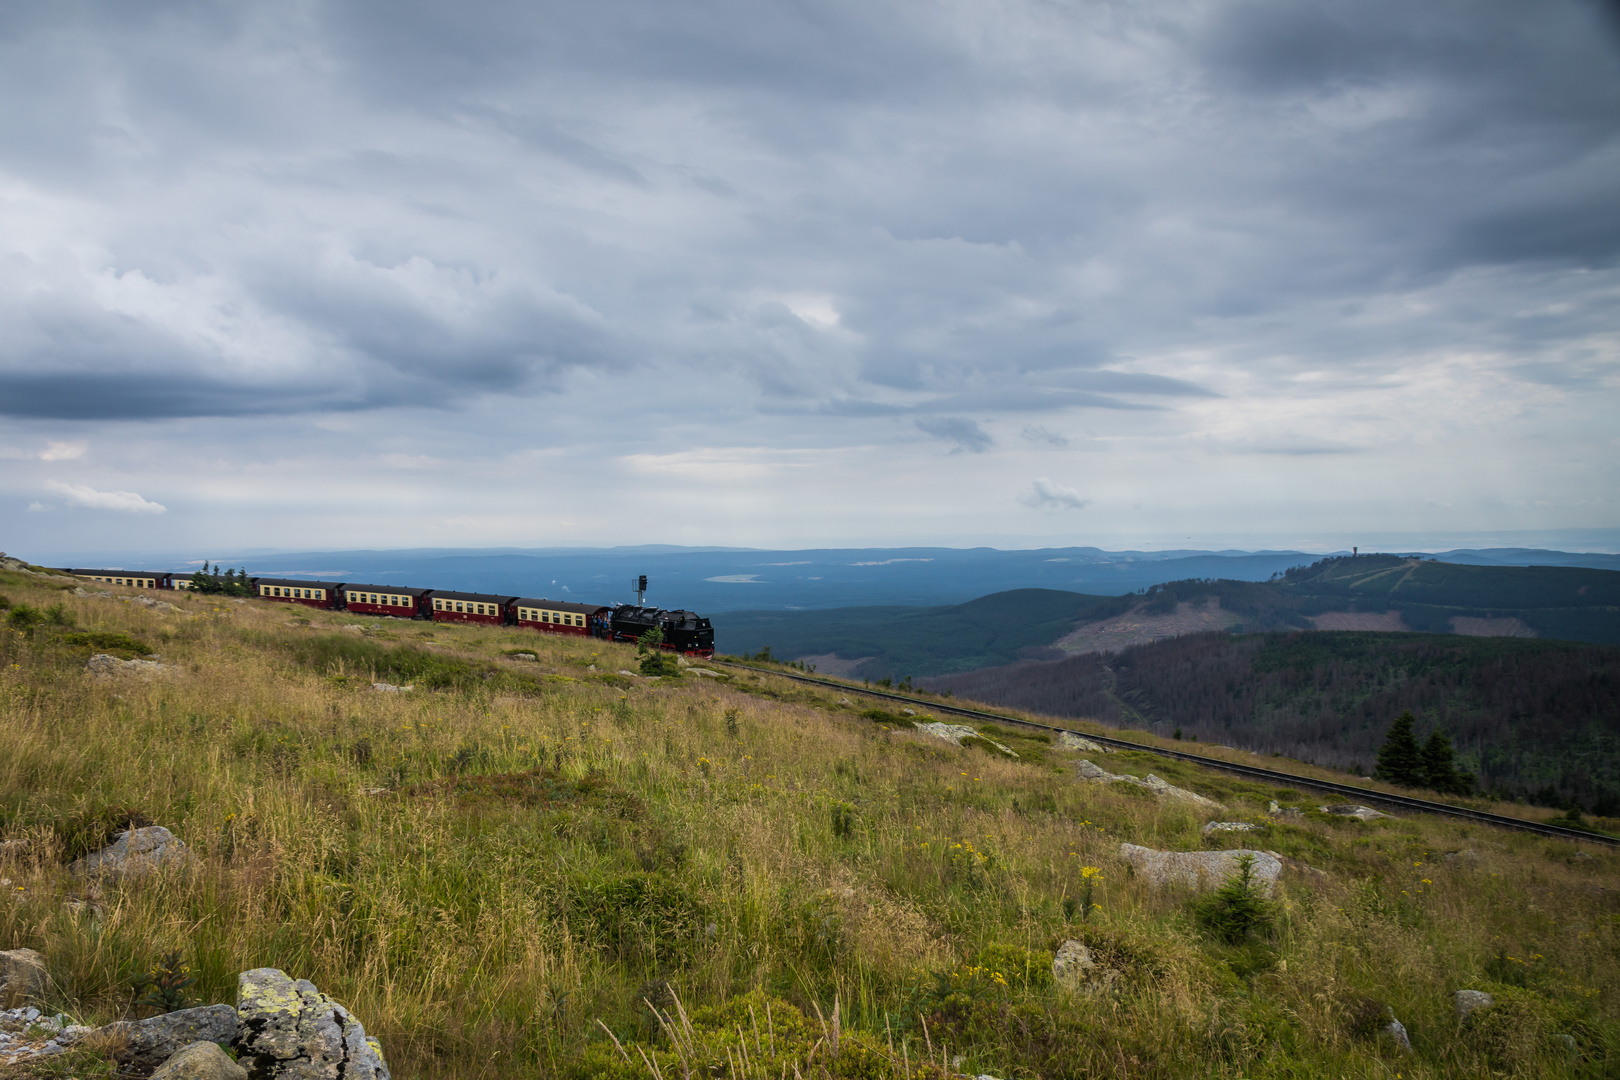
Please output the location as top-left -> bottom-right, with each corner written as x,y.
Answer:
1375,710 -> 1425,788
1420,729 -> 1466,794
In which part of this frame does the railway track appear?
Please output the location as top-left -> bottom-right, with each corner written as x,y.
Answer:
712,660 -> 1620,847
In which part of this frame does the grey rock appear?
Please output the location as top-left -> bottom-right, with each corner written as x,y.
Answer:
1075,759 -> 1113,781
1051,939 -> 1096,990
1380,1014 -> 1411,1051
1059,732 -> 1110,754
912,722 -> 977,746
69,826 -> 195,882
0,950 -> 47,1007
1078,762 -> 1224,809
369,683 -> 413,693
1051,939 -> 1119,994
1201,821 -> 1260,835
508,653 -> 537,661
1454,989 -> 1493,1020
236,968 -> 389,1080
1554,1032 -> 1577,1057
100,1004 -> 239,1072
152,1040 -> 250,1080
86,653 -> 170,678
1318,804 -> 1389,821
1267,800 -> 1304,819
1444,849 -> 1479,864
1119,843 -> 1282,896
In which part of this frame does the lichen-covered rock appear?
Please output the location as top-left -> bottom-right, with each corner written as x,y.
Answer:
1201,821 -> 1259,835
68,826 -> 195,882
1455,989 -> 1494,1020
1058,732 -> 1110,754
0,949 -> 46,1007
236,968 -> 389,1080
99,1004 -> 239,1072
151,1040 -> 250,1080
1381,1013 -> 1411,1051
1119,844 -> 1282,896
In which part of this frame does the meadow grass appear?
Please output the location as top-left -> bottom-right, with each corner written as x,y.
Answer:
0,569 -> 1616,1078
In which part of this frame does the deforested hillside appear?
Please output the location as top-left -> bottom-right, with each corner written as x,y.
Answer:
1,565 -> 1618,1079
924,631 -> 1620,814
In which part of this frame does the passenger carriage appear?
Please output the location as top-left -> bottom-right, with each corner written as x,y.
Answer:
341,584 -> 430,619
64,569 -> 169,589
428,591 -> 516,626
513,599 -> 608,637
255,577 -> 342,609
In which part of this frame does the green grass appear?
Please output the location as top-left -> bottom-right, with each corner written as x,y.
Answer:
0,570 -> 1616,1079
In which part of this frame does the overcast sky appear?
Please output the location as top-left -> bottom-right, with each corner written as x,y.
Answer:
3,0 -> 1619,557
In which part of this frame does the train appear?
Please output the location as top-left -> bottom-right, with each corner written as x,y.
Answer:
59,568 -> 716,657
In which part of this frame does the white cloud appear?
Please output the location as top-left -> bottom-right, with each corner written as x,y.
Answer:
45,481 -> 167,514
37,441 -> 87,461
1019,478 -> 1089,512
27,501 -> 49,512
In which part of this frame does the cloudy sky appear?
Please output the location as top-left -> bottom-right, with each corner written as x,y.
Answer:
3,0 -> 1619,557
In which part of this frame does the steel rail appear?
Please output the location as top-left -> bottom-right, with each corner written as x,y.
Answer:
711,660 -> 1620,846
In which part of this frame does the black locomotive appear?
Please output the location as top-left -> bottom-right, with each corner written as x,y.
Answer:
608,606 -> 716,655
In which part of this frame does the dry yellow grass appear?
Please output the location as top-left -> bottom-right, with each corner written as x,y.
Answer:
0,568 -> 1616,1078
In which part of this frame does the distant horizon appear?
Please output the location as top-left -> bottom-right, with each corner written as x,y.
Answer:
13,529 -> 1620,568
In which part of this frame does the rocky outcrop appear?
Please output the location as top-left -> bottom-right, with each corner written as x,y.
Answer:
1119,843 -> 1282,896
1455,989 -> 1494,1020
69,826 -> 195,882
86,654 -> 170,678
152,1040 -> 250,1080
1381,1012 -> 1411,1051
0,950 -> 46,1007
1058,732 -> 1111,754
0,1006 -> 93,1064
101,1004 -> 240,1072
1077,761 -> 1224,809
236,968 -> 389,1080
1318,804 -> 1389,821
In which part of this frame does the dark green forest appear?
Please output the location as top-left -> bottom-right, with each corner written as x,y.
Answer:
716,588 -> 1128,678
925,631 -> 1620,814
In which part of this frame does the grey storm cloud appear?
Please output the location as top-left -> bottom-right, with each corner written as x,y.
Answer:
0,0 -> 1616,441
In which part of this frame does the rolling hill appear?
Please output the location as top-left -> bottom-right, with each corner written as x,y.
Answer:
923,631 -> 1620,815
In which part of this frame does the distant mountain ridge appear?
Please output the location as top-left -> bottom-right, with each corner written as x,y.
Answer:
718,555 -> 1620,679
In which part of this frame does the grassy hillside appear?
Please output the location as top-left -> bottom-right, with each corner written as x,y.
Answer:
717,589 -> 1127,680
925,631 -> 1620,814
2,569 -> 1619,1079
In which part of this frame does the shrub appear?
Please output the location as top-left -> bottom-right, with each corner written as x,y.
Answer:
130,950 -> 197,1015
1193,854 -> 1275,945
62,630 -> 151,656
6,603 -> 42,629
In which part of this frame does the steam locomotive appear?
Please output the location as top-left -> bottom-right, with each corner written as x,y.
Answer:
61,568 -> 716,657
